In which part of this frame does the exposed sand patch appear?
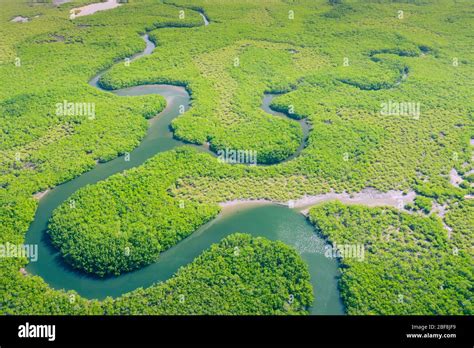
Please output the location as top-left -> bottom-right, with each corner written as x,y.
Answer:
219,199 -> 276,208
219,188 -> 416,215
70,0 -> 122,19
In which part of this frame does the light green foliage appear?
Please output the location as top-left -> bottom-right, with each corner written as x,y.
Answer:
1,0 -> 473,315
2,234 -> 313,315
308,201 -> 473,315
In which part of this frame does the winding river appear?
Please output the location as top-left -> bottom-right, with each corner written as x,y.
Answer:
25,12 -> 344,315
262,94 -> 310,160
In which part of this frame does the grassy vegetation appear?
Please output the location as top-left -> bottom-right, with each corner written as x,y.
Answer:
0,0 -> 472,314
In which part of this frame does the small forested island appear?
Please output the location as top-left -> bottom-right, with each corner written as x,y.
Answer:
0,0 -> 472,316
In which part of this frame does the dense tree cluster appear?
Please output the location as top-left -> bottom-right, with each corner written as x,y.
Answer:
308,201 -> 473,315
48,149 -> 221,276
2,234 -> 313,315
0,0 -> 472,315
407,195 -> 432,214
109,233 -> 314,315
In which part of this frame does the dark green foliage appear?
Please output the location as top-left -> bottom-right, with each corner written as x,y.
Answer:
413,196 -> 432,213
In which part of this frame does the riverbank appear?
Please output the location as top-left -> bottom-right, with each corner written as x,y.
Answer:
70,0 -> 122,18
219,188 -> 417,215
